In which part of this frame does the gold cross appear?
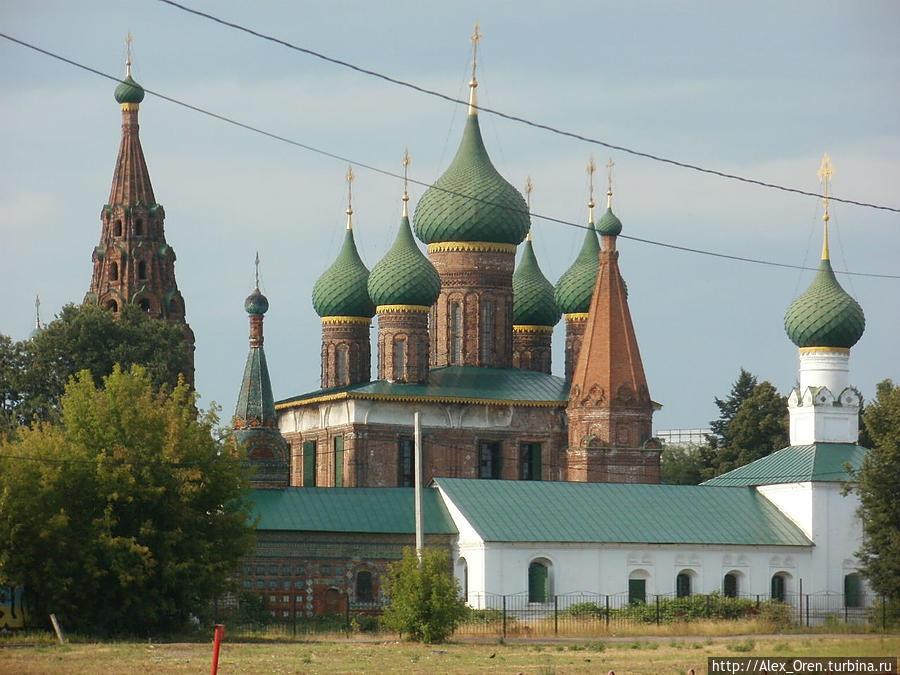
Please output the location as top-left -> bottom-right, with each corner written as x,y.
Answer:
125,32 -> 133,75
587,155 -> 596,209
402,149 -> 411,215
524,176 -> 534,209
345,166 -> 355,223
818,153 -> 833,223
606,158 -> 615,207
254,251 -> 260,289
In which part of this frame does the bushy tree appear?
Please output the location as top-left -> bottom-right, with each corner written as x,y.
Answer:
701,370 -> 788,480
382,547 -> 467,643
660,444 -> 705,485
0,365 -> 253,634
854,379 -> 900,601
3,303 -> 191,432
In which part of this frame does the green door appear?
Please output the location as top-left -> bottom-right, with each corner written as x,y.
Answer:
528,562 -> 549,603
628,578 -> 646,605
302,441 -> 316,487
844,573 -> 861,608
771,574 -> 786,602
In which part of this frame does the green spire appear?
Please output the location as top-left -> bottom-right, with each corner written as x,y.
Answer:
513,239 -> 561,326
784,258 -> 865,349
311,228 -> 375,318
413,114 -> 530,244
554,223 -> 600,314
368,215 -> 441,307
114,35 -> 145,104
596,208 -> 622,236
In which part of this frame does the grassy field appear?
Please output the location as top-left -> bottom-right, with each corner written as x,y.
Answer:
0,635 -> 896,674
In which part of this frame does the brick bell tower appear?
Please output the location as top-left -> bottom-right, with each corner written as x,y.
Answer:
85,43 -> 195,380
413,25 -> 530,368
368,153 -> 441,383
311,167 -> 375,389
555,159 -> 601,382
511,178 -> 561,373
566,163 -> 660,483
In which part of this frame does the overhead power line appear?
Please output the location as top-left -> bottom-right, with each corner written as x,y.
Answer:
156,0 -> 900,215
2,32 -> 898,281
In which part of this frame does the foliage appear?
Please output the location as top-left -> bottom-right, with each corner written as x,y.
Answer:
701,369 -> 788,479
853,379 -> 900,601
382,547 -> 467,643
0,366 -> 254,635
758,601 -> 794,630
660,444 -> 705,485
463,607 -> 507,624
609,593 -> 762,623
1,303 -> 191,433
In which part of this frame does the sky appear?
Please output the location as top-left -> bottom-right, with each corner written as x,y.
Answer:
2,0 -> 898,433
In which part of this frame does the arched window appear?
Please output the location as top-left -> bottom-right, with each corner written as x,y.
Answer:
336,347 -> 348,385
106,299 -> 118,312
139,299 -> 152,313
771,573 -> 788,602
135,219 -> 144,236
723,573 -> 738,598
676,572 -> 692,598
628,569 -> 649,605
137,260 -> 147,280
114,219 -> 122,237
844,573 -> 861,608
109,262 -> 119,281
356,571 -> 373,603
458,557 -> 468,601
528,560 -> 550,603
480,299 -> 493,365
392,337 -> 405,381
449,301 -> 462,364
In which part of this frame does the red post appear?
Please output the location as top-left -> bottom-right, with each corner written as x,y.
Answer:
211,624 -> 225,675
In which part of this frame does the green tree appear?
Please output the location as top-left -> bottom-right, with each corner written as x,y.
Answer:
660,444 -> 705,485
5,303 -> 191,431
382,547 -> 467,643
0,365 -> 253,635
853,379 -> 900,601
701,371 -> 788,480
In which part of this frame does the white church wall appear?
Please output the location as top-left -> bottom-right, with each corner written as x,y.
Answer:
447,535 -> 814,607
757,482 -> 813,538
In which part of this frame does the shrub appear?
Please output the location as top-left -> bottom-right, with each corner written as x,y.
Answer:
759,601 -> 794,630
382,547 -> 468,643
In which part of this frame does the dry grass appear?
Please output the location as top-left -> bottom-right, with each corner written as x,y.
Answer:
0,635 -> 896,674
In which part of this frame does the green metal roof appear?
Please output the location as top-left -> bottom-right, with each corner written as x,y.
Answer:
596,207 -> 623,236
513,239 -> 561,326
784,258 -> 865,349
244,288 -> 269,316
368,215 -> 440,307
554,222 -> 600,314
432,478 -> 812,546
115,74 -> 145,104
413,114 -> 530,245
311,228 -> 375,318
250,487 -> 457,534
277,365 -> 569,408
702,443 -> 868,487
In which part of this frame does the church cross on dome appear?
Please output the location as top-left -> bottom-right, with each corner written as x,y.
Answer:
818,153 -> 834,260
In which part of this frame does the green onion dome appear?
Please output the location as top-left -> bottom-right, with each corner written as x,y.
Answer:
244,288 -> 269,315
368,215 -> 440,307
596,207 -> 623,236
554,223 -> 600,314
115,75 -> 145,104
513,239 -> 561,326
413,115 -> 530,245
311,228 -> 375,318
784,258 -> 865,348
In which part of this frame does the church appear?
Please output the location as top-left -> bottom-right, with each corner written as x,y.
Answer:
87,35 -> 871,619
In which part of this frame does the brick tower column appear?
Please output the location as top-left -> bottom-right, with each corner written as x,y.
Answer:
512,326 -> 553,373
320,318 -> 371,389
563,313 -> 588,382
428,242 -> 515,368
376,306 -> 431,383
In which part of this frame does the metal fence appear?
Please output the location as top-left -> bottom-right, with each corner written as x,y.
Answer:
456,591 -> 891,638
216,591 -> 897,639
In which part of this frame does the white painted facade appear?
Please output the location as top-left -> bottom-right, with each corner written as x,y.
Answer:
788,348 -> 860,445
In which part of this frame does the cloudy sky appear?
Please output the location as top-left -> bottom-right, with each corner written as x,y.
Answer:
2,0 -> 898,433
